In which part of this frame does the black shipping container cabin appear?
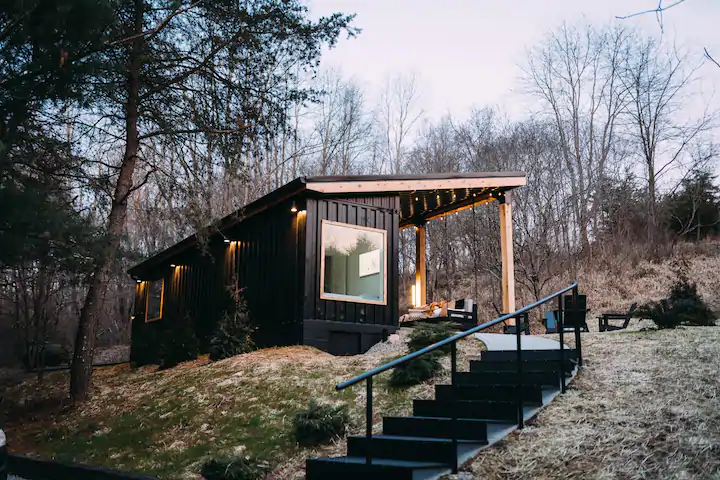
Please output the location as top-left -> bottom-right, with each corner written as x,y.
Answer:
129,172 -> 526,357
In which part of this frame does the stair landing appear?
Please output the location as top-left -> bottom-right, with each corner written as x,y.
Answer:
475,332 -> 570,350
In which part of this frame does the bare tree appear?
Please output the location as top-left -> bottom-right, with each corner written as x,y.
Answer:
378,73 -> 423,174
312,71 -> 373,175
619,39 -> 714,243
525,23 -> 632,251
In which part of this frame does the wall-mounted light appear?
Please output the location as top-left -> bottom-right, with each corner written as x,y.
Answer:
136,279 -> 142,284
170,264 -> 177,268
290,201 -> 298,213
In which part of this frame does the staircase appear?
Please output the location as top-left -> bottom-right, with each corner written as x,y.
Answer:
306,347 -> 579,479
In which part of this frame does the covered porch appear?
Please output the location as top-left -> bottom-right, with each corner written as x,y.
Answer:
306,172 -> 526,323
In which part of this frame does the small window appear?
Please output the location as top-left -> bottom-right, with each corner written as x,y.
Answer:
320,220 -> 387,305
145,279 -> 164,322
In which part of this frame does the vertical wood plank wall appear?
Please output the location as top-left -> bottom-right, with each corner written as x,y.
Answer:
303,196 -> 400,327
131,201 -> 303,359
131,194 -> 401,358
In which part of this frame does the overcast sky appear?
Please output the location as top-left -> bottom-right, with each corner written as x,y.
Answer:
307,0 -> 720,125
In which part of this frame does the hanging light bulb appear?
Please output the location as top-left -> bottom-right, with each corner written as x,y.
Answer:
290,201 -> 298,213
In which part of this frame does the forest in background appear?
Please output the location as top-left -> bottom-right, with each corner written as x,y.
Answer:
1,1 -> 719,400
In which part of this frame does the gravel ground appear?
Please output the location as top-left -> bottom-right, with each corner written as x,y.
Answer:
363,327 -> 413,355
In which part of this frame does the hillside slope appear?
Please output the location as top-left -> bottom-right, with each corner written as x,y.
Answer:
2,337 -> 484,479
446,326 -> 720,479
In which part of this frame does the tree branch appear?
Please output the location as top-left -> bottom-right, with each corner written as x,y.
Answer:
110,1 -> 202,46
705,47 -> 720,68
616,0 -> 688,29
120,167 -> 159,203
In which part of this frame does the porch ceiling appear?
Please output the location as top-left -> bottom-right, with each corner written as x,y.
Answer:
398,186 -> 511,228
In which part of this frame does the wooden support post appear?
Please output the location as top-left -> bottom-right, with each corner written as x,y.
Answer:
499,192 -> 516,322
415,223 -> 427,307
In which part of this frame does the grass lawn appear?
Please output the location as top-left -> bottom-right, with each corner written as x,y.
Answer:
444,326 -> 720,479
1,336 -> 485,480
5,326 -> 719,479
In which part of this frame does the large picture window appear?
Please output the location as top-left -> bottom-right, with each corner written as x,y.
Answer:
145,279 -> 164,322
320,220 -> 387,305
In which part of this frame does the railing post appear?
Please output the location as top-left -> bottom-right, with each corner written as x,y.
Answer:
515,313 -> 524,430
366,377 -> 372,465
572,285 -> 583,367
450,341 -> 458,473
557,295 -> 566,394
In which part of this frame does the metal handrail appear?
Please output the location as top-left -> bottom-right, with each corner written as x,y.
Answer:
336,280 -> 579,391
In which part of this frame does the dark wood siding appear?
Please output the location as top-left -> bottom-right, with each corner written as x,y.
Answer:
228,202 -> 302,347
131,200 -> 303,360
303,196 -> 399,327
342,196 -> 399,210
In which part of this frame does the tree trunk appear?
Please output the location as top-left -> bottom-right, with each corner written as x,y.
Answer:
70,0 -> 143,403
648,163 -> 657,247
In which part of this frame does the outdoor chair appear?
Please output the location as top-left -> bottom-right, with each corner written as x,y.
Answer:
503,312 -> 531,335
544,311 -> 559,334
447,298 -> 478,324
598,302 -> 638,332
544,309 -> 588,334
562,294 -> 590,332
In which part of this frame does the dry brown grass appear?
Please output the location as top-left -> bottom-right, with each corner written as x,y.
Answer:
1,335 -> 485,480
449,241 -> 720,334
578,242 -> 720,319
446,327 -> 720,480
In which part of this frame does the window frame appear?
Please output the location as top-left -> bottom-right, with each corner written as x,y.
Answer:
319,219 -> 388,306
145,278 -> 165,322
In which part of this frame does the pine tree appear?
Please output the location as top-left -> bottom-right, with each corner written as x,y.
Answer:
209,292 -> 255,361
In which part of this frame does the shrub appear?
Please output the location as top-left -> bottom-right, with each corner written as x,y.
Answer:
667,277 -> 716,326
293,399 -> 350,446
637,263 -> 716,329
388,353 -> 443,387
637,299 -> 681,329
159,313 -> 200,369
23,343 -> 69,369
407,322 -> 455,353
209,296 -> 255,361
200,456 -> 269,480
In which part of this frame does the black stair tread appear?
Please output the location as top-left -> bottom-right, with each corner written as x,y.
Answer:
436,382 -> 548,388
348,434 -> 482,444
481,350 -> 578,361
469,359 -> 575,366
462,368 -> 572,374
384,414 -> 509,424
414,398 -> 521,408
435,384 -> 544,404
308,456 -> 448,468
383,415 -> 492,422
